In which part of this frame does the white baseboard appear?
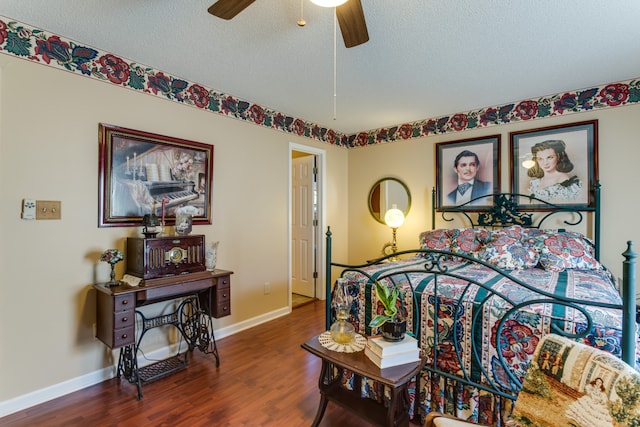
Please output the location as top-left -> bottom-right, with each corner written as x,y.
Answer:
0,365 -> 115,419
0,306 -> 291,418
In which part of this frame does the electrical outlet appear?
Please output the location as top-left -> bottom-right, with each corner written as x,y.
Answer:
264,282 -> 270,295
22,198 -> 36,220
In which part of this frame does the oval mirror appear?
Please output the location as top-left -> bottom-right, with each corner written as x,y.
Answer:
368,177 -> 411,224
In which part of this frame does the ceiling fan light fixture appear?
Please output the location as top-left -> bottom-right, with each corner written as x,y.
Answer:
310,0 -> 348,7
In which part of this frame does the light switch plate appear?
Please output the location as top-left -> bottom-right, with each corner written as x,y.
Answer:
22,199 -> 36,220
36,200 -> 62,220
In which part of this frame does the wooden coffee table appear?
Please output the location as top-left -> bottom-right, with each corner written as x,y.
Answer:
301,334 -> 425,427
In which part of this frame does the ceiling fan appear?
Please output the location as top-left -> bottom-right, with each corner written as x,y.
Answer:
207,0 -> 369,48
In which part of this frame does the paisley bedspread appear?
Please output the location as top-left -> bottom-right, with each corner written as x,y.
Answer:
339,256 -> 629,425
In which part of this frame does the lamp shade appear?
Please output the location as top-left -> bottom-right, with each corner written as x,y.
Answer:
310,0 -> 348,6
384,207 -> 405,228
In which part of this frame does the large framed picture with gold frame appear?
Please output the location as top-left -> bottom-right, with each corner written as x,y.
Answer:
98,123 -> 213,227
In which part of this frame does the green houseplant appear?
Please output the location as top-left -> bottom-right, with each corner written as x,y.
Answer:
368,281 -> 407,341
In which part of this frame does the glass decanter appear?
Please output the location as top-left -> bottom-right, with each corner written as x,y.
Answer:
330,278 -> 355,344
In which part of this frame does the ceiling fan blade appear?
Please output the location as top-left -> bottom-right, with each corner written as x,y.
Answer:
208,0 -> 256,20
336,0 -> 369,48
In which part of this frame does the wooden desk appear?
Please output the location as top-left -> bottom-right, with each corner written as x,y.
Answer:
94,269 -> 232,399
301,334 -> 425,427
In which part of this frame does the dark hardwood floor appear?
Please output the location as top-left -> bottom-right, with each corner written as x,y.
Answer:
1,300 -> 420,427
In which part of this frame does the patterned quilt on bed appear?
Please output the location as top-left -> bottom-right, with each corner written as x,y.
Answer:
340,256 -> 629,424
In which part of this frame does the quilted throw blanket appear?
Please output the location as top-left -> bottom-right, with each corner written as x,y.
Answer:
340,256 -> 626,424
509,333 -> 640,426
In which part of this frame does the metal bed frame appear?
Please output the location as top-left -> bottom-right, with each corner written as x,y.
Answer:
325,183 -> 637,407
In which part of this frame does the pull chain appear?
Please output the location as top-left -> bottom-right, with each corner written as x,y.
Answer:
297,0 -> 306,26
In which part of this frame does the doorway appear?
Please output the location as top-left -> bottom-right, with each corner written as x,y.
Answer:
289,143 -> 325,309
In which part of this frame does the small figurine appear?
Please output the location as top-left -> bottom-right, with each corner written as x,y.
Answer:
142,213 -> 160,238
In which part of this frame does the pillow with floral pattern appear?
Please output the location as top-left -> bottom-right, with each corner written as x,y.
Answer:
496,225 -> 529,240
480,228 -> 539,269
418,229 -> 451,251
532,231 -> 602,272
449,228 -> 491,258
526,229 -> 596,253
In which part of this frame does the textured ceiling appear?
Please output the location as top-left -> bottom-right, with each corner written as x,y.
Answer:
2,0 -> 640,134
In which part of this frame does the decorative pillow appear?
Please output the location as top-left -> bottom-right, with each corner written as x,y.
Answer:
532,231 -> 602,272
508,333 -> 640,427
525,229 -> 596,250
480,228 -> 539,269
418,229 -> 451,251
449,228 -> 490,258
495,224 -> 529,240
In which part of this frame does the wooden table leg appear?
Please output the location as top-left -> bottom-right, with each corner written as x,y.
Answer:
387,385 -> 410,427
312,360 -> 333,427
387,387 -> 399,427
311,394 -> 329,427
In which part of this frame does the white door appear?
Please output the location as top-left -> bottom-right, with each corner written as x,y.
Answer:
291,154 -> 316,297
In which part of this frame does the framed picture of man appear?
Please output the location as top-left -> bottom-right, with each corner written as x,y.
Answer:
510,120 -> 598,209
436,135 -> 501,210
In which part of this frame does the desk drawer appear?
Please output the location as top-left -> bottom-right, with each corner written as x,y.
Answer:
114,310 -> 135,329
214,301 -> 231,318
113,326 -> 135,348
216,283 -> 230,303
138,277 -> 212,302
214,304 -> 230,317
213,275 -> 231,289
114,294 -> 135,312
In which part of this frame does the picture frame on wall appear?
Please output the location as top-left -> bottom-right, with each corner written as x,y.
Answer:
510,120 -> 597,209
98,123 -> 214,227
436,135 -> 501,210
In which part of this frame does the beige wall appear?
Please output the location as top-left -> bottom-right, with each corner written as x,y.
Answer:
2,50 -> 639,413
347,105 -> 640,285
0,56 -> 349,407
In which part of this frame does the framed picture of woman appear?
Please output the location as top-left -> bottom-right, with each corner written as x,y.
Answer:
510,120 -> 598,209
436,135 -> 501,210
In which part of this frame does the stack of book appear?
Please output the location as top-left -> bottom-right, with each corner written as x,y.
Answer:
364,335 -> 420,369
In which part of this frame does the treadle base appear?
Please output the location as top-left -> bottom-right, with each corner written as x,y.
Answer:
138,355 -> 187,383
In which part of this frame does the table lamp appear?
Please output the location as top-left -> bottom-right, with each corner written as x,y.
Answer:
384,204 -> 405,254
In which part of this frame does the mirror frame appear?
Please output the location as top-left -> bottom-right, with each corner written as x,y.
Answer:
368,177 -> 412,224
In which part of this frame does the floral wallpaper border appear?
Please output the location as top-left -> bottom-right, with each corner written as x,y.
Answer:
1,15 -> 639,149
